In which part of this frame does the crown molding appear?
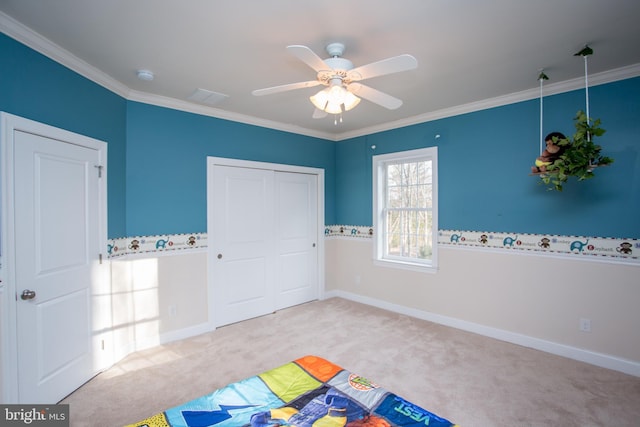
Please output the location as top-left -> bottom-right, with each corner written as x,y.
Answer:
127,90 -> 336,141
335,63 -> 640,141
0,11 -> 131,98
3,11 -> 639,143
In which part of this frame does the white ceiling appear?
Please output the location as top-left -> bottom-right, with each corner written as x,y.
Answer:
2,0 -> 640,141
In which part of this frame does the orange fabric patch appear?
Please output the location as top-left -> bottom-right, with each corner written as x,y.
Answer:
295,355 -> 343,382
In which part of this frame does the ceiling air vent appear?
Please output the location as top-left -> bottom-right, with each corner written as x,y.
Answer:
188,88 -> 229,106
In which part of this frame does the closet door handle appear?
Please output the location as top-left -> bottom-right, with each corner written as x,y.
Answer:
21,289 -> 37,300
217,253 -> 223,259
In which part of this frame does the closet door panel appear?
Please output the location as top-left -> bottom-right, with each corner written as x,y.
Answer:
211,165 -> 275,327
275,172 -> 318,309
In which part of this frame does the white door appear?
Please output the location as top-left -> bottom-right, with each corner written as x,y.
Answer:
12,128 -> 102,403
209,160 -> 321,327
211,165 -> 276,326
275,172 -> 318,309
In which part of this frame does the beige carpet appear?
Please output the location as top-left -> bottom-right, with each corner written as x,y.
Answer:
62,297 -> 640,427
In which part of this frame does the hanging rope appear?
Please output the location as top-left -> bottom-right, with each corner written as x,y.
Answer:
575,45 -> 593,139
538,70 -> 549,155
583,55 -> 590,125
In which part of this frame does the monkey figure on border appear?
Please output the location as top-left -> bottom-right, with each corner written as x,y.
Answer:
532,131 -> 567,173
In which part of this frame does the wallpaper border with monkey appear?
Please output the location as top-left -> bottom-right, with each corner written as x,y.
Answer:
105,228 -> 637,265
108,233 -> 208,258
325,225 -> 638,265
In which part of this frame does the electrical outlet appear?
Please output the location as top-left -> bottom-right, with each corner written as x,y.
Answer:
579,318 -> 591,332
169,305 -> 177,317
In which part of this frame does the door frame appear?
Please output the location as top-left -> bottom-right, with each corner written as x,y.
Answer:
206,157 -> 325,330
0,112 -> 109,403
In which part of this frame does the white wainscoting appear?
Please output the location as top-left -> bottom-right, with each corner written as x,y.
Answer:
323,289 -> 640,377
324,238 -> 640,377
103,229 -> 640,378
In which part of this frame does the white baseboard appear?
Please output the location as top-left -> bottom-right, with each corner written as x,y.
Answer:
323,290 -> 640,377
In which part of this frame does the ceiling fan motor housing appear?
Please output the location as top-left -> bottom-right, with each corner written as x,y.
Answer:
326,42 -> 346,57
318,57 -> 355,85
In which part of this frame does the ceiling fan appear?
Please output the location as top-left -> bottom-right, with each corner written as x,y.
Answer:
252,43 -> 418,120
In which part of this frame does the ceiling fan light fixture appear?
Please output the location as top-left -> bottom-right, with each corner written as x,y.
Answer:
340,90 -> 360,112
310,82 -> 360,114
310,90 -> 329,111
324,99 -> 344,115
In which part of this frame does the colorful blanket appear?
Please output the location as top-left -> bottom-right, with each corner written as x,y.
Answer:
126,355 -> 457,427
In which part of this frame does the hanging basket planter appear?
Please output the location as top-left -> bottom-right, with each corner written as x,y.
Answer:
533,110 -> 613,191
531,45 -> 614,191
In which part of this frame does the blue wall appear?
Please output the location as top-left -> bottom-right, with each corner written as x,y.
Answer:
1,34 -> 335,239
0,33 -> 128,237
125,101 -> 336,236
336,77 -> 640,239
3,33 -> 638,239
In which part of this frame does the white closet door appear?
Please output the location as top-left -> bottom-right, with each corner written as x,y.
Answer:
209,161 -> 320,328
211,165 -> 276,327
275,172 -> 318,309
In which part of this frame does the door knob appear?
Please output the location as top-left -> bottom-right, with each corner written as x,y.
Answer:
217,254 -> 223,259
21,289 -> 36,300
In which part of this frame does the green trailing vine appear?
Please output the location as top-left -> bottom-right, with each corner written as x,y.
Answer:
539,110 -> 614,191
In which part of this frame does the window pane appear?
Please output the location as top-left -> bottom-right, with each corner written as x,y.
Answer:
400,163 -> 411,185
412,185 -> 418,207
386,160 -> 433,209
387,232 -> 402,256
420,183 -> 432,207
387,163 -> 402,187
385,208 -> 432,260
386,210 -> 401,235
387,186 -> 402,208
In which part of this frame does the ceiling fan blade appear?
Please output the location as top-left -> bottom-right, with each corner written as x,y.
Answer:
287,45 -> 329,72
312,108 -> 328,119
347,54 -> 418,81
252,80 -> 322,96
348,83 -> 403,110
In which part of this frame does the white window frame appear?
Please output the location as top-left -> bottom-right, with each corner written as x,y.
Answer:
373,147 -> 438,273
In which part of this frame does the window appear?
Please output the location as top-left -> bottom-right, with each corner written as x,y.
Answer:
373,147 -> 438,272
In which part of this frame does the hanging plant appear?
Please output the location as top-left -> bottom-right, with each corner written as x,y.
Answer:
532,45 -> 613,191
537,110 -> 613,191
